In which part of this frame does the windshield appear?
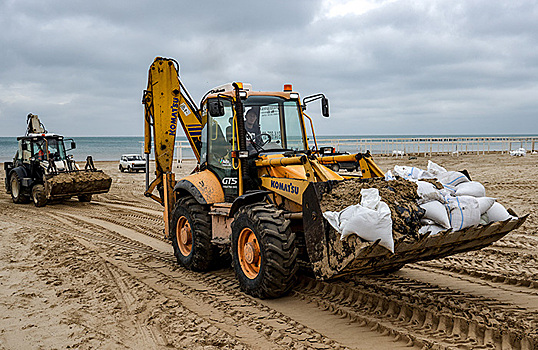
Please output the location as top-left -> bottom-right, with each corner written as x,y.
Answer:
127,156 -> 143,161
32,138 -> 67,161
46,138 -> 67,161
244,96 -> 305,154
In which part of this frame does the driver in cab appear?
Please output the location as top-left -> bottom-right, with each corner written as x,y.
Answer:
245,107 -> 261,153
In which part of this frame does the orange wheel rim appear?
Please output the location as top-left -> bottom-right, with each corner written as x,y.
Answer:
238,227 -> 261,279
176,216 -> 192,256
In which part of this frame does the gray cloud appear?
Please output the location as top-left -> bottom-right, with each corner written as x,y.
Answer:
0,0 -> 537,136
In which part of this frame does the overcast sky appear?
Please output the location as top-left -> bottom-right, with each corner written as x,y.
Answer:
1,0 -> 537,137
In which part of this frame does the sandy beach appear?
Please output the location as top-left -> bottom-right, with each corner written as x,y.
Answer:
0,153 -> 536,349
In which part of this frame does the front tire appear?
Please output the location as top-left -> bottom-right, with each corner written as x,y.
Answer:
331,163 -> 340,172
10,173 -> 30,204
231,203 -> 298,299
170,195 -> 213,271
32,184 -> 47,207
78,194 -> 92,202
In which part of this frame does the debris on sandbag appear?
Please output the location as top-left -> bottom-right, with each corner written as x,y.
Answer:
319,177 -> 425,240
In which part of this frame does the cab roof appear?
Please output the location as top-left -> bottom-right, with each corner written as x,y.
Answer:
17,133 -> 63,141
204,82 -> 298,102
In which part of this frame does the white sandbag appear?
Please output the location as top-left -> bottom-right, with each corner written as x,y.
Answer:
480,213 -> 489,225
384,170 -> 395,181
486,202 -> 512,223
340,203 -> 394,252
439,188 -> 455,198
416,181 -> 445,204
510,148 -> 526,156
455,181 -> 486,197
420,201 -> 451,229
421,218 -> 436,225
427,160 -> 447,175
323,189 -> 394,253
419,224 -> 446,236
436,171 -> 470,187
393,165 -> 424,180
476,197 -> 495,215
446,196 -> 480,231
323,205 -> 357,232
442,184 -> 457,194
360,188 -> 381,209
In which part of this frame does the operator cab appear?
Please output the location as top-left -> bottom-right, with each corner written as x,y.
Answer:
199,84 -> 308,200
15,134 -> 75,172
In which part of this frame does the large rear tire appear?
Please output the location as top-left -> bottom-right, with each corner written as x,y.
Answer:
231,203 -> 298,299
32,184 -> 47,207
10,173 -> 30,204
170,195 -> 213,271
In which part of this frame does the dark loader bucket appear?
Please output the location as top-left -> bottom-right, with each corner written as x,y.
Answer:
46,170 -> 112,199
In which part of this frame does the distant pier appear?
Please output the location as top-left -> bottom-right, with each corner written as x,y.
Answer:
173,136 -> 538,163
316,136 -> 538,157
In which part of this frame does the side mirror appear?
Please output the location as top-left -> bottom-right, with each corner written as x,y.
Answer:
303,93 -> 329,117
71,141 -> 76,149
321,97 -> 329,118
208,100 -> 225,117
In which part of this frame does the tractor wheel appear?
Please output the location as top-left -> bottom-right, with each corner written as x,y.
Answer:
170,195 -> 213,271
31,184 -> 47,207
331,163 -> 340,172
231,203 -> 298,299
78,194 -> 92,202
10,173 -> 30,204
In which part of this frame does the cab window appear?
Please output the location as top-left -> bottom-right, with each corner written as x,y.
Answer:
46,138 -> 67,161
244,96 -> 305,153
203,99 -> 234,169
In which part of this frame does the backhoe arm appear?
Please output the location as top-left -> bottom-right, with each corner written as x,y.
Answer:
143,57 -> 202,172
142,57 -> 203,237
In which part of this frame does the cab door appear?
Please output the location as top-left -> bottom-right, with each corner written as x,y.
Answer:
200,99 -> 239,202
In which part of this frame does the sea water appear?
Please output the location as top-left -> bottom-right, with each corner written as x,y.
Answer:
1,134 -> 536,163
0,136 -> 149,163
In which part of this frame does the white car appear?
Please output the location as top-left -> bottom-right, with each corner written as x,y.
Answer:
119,154 -> 146,172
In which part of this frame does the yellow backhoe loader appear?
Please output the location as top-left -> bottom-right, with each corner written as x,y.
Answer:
142,57 -> 526,298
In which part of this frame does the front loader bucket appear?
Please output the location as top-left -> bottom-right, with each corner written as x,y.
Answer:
45,170 -> 112,199
302,180 -> 528,280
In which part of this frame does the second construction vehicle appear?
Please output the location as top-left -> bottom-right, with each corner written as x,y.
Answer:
4,114 -> 112,207
143,57 -> 526,298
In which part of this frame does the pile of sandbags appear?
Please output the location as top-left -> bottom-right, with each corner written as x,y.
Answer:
392,161 -> 514,235
510,148 -> 526,156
